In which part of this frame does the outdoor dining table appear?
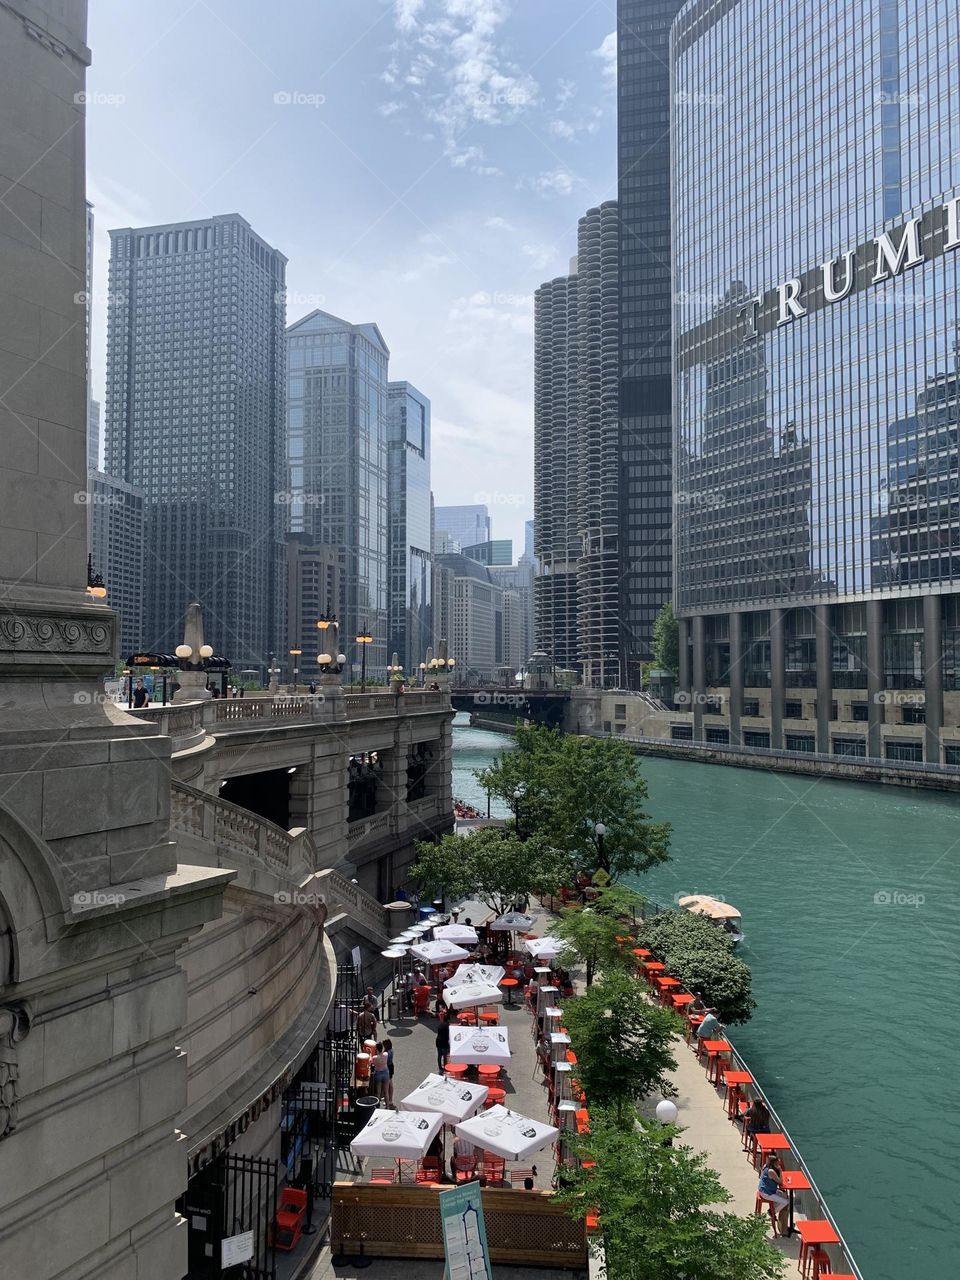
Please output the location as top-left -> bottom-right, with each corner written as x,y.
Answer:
550,1031 -> 571,1064
641,961 -> 667,986
701,1039 -> 732,1084
753,1131 -> 791,1168
780,1169 -> 812,1233
670,992 -> 695,1009
721,1069 -> 753,1118
499,976 -> 519,1006
536,985 -> 559,1016
795,1218 -> 840,1275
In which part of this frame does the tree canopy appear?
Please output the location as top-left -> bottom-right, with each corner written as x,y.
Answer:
550,884 -> 645,986
560,972 -> 681,1125
652,601 -> 680,676
409,827 -> 571,917
476,726 -> 671,882
557,1109 -> 786,1280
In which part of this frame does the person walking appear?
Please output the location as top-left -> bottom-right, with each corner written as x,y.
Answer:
436,1010 -> 456,1072
132,679 -> 149,709
383,1037 -> 395,1107
356,1005 -> 377,1046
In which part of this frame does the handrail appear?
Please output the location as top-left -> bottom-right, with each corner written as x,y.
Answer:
610,730 -> 960,777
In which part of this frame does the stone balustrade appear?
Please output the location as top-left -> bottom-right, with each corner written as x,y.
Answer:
170,780 -> 310,871
313,866 -> 390,935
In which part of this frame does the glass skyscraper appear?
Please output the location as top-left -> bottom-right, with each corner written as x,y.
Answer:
105,214 -> 286,671
434,504 -> 491,551
387,381 -> 432,672
617,0 -> 685,680
286,310 -> 388,676
672,0 -> 960,763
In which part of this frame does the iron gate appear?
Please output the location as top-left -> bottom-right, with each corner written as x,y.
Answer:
181,1153 -> 278,1280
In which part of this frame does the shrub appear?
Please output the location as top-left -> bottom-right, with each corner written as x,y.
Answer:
642,910 -> 755,1025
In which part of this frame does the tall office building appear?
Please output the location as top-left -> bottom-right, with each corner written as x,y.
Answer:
671,0 -> 960,765
286,310 -> 389,675
617,0 -> 684,681
435,504 -> 491,550
491,558 -> 535,667
105,214 -> 286,671
87,399 -> 100,471
435,552 -> 502,683
576,201 -> 622,687
88,470 -> 145,657
387,381 -> 432,672
463,539 -> 512,566
534,262 -> 580,668
525,519 -> 535,562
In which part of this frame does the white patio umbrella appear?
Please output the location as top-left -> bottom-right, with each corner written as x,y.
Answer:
433,923 -> 479,945
454,1104 -> 559,1161
400,1072 -> 489,1125
524,936 -> 565,961
491,911 -> 535,933
350,1108 -> 445,1161
448,1025 -> 511,1066
410,939 -> 470,966
445,981 -> 503,1011
445,963 -> 505,988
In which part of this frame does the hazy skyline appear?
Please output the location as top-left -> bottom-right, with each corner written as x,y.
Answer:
85,0 -> 617,552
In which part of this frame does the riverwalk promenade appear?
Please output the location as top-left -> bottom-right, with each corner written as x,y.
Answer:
279,895 -> 806,1280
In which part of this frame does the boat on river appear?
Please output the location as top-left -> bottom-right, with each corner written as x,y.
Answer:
678,894 -> 744,945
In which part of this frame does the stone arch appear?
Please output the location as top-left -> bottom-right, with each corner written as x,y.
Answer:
0,802 -> 69,991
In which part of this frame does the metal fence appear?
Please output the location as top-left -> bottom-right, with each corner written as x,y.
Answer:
617,730 -> 960,777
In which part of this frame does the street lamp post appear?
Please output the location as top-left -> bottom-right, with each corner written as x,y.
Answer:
289,647 -> 302,692
356,624 -> 373,693
513,785 -> 526,841
419,661 -> 426,687
594,821 -> 608,875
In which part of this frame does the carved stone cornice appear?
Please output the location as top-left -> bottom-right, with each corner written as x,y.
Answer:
0,613 -> 112,655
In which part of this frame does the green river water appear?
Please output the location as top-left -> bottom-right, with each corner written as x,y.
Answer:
451,716 -> 960,1280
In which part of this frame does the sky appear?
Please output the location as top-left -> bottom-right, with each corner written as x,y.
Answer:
85,0 -> 618,554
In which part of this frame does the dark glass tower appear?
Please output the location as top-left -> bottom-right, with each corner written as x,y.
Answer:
105,214 -> 286,671
617,0 -> 684,682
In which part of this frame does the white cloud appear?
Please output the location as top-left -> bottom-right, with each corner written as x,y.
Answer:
525,167 -> 578,197
485,215 -> 515,231
521,241 -> 557,271
380,101 -> 402,117
594,31 -> 617,88
549,120 -> 576,141
384,0 -> 540,173
556,78 -> 577,107
395,0 -> 425,33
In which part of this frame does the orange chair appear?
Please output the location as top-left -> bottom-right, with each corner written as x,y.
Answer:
413,986 -> 431,1015
585,1206 -> 601,1233
480,1155 -> 506,1184
484,1086 -> 506,1108
801,1246 -> 832,1279
510,1166 -> 537,1186
754,1192 -> 778,1233
416,1157 -> 441,1184
444,1062 -> 468,1082
370,1167 -> 395,1185
269,1187 -> 307,1251
477,1064 -> 501,1084
453,1155 -> 477,1183
458,1009 -> 477,1026
478,1010 -> 500,1026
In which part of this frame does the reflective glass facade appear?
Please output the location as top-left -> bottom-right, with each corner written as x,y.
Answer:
672,0 -> 960,614
286,311 -> 388,674
618,0 -> 685,677
106,215 -> 286,670
387,382 -> 432,672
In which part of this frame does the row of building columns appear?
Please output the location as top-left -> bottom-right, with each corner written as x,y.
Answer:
677,599 -> 946,762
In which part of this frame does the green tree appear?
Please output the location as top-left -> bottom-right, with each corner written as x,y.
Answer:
556,1109 -> 786,1280
551,885 -> 645,986
410,827 -> 570,917
560,973 -> 681,1125
643,911 -> 755,1024
652,601 -> 680,676
477,727 -> 671,882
